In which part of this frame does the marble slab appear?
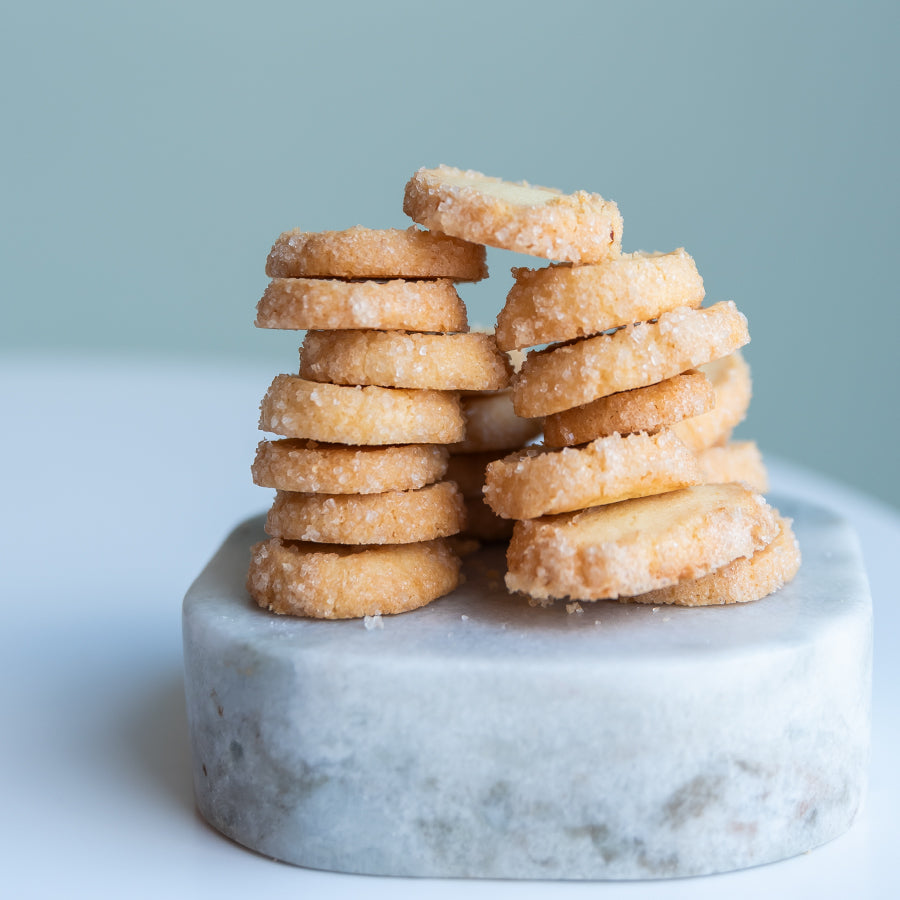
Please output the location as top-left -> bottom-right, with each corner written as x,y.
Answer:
182,496 -> 872,879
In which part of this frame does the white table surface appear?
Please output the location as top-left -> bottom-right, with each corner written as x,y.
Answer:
2,355 -> 898,899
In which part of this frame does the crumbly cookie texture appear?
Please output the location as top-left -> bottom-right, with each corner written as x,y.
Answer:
265,225 -> 487,281
623,515 -> 798,606
403,165 -> 622,264
256,278 -> 468,333
513,302 -> 750,418
495,250 -> 705,351
484,430 -> 702,520
696,441 -> 769,493
252,440 -> 449,494
451,389 -> 543,453
247,537 -> 460,619
299,330 -> 512,391
542,370 -> 715,448
259,375 -> 464,445
265,481 -> 465,545
671,351 -> 752,451
505,483 -> 780,601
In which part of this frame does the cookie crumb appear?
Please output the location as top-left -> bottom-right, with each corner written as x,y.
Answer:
566,601 -> 584,614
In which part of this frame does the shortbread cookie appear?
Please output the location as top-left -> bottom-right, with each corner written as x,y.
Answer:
252,440 -> 449,494
299,330 -> 512,391
259,375 -> 464,444
496,250 -> 705,350
256,278 -> 468,332
403,165 -> 622,263
513,302 -> 749,417
505,483 -> 780,601
624,515 -> 798,606
542,370 -> 715,448
462,497 -> 515,542
671,352 -> 752,451
696,441 -> 769,493
452,389 -> 543,453
266,482 -> 464,544
484,430 -> 702,520
265,226 -> 487,281
247,537 -> 460,619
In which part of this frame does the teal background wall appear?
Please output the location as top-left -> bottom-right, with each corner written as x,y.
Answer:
3,0 -> 898,508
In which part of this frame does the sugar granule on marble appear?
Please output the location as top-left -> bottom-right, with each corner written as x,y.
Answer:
363,614 -> 384,630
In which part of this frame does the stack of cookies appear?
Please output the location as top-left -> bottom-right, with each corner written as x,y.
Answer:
246,225 -> 513,619
403,165 -> 800,607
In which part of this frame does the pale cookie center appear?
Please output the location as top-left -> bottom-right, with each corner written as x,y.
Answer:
437,171 -> 559,206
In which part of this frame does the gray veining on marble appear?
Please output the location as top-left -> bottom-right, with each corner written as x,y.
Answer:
182,496 -> 872,879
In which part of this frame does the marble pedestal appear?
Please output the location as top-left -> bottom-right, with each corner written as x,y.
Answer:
182,496 -> 871,879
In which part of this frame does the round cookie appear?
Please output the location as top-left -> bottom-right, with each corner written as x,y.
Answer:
452,389 -> 543,454
256,278 -> 468,333
512,302 -> 750,418
505,483 -> 781,601
259,375 -> 464,445
265,226 -> 487,281
542,370 -> 715,448
496,250 -> 705,351
696,441 -> 769,493
672,352 -> 752,452
484,430 -> 702,520
252,440 -> 449,494
403,165 -> 622,263
299,330 -> 512,391
623,515 -> 799,606
247,537 -> 460,619
265,482 -> 465,545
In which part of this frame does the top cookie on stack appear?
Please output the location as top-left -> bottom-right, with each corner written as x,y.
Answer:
404,165 -> 622,264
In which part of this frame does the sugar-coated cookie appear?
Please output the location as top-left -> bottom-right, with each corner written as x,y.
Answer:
512,302 -> 749,417
484,430 -> 702,520
403,165 -> 622,263
265,481 -> 464,545
265,226 -> 487,281
256,278 -> 468,333
671,352 -> 752,451
247,537 -> 460,619
623,515 -> 798,606
495,250 -> 704,351
696,441 -> 769,493
299,330 -> 511,391
252,440 -> 449,494
542,370 -> 715,448
259,375 -> 464,445
505,483 -> 780,601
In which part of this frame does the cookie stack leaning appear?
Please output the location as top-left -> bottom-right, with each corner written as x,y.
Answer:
247,225 -> 511,619
404,165 -> 800,607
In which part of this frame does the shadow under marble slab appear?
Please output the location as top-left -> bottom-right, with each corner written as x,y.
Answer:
181,495 -> 871,879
